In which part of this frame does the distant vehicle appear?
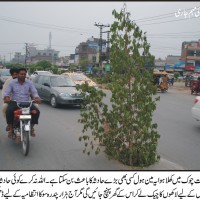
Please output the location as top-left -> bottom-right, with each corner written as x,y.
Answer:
192,96 -> 200,121
185,74 -> 200,87
32,74 -> 83,108
177,76 -> 184,80
0,69 -> 11,89
30,71 -> 52,80
62,72 -> 98,88
185,74 -> 193,87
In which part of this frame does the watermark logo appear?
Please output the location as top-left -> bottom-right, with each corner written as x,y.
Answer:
175,7 -> 200,18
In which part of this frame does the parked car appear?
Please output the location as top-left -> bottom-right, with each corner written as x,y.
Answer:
192,96 -> 200,121
30,70 -> 52,80
0,69 -> 11,89
32,74 -> 83,108
62,72 -> 98,88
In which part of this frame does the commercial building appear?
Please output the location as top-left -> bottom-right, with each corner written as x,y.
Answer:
28,46 -> 59,65
181,40 -> 200,72
75,36 -> 107,66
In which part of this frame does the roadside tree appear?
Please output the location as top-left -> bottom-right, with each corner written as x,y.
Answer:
78,6 -> 160,167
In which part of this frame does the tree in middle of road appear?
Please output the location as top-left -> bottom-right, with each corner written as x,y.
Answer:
78,5 -> 160,167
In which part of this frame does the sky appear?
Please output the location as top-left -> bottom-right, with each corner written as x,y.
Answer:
0,1 -> 200,62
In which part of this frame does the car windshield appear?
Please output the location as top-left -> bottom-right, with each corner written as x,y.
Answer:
50,76 -> 76,87
0,69 -> 10,76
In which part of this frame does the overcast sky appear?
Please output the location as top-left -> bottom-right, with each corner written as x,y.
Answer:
0,1 -> 200,62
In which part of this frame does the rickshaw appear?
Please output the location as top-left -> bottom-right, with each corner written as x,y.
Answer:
153,71 -> 169,92
190,75 -> 200,95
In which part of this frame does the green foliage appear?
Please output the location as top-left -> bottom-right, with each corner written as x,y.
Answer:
70,64 -> 77,72
27,61 -> 59,74
5,63 -> 24,69
50,65 -> 59,74
79,58 -> 90,71
92,67 -> 98,74
79,58 -> 90,67
78,7 -> 160,167
174,72 -> 180,80
36,60 -> 52,70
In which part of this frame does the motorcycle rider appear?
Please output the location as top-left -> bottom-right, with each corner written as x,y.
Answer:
3,68 -> 41,138
2,68 -> 19,121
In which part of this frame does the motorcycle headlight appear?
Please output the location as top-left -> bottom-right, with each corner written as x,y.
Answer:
59,93 -> 71,97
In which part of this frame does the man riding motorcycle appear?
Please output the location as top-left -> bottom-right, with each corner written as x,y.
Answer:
3,68 -> 41,138
2,68 -> 19,121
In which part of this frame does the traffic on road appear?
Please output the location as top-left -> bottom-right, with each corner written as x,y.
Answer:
1,75 -> 200,169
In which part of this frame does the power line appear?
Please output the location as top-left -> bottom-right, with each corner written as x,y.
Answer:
0,16 -> 97,34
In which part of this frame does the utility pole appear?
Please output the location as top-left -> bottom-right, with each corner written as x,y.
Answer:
94,23 -> 110,71
9,53 -> 12,63
102,30 -> 110,64
25,43 -> 30,69
16,52 -> 20,64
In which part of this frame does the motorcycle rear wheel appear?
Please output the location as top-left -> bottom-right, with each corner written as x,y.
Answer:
22,130 -> 30,156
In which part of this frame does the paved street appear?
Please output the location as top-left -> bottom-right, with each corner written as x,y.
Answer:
0,81 -> 199,170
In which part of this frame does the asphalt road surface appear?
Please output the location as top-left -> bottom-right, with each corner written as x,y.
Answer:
0,94 -> 132,170
0,82 -> 199,170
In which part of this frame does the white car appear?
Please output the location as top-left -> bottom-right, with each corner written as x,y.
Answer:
192,96 -> 200,121
62,72 -> 98,88
30,71 -> 52,80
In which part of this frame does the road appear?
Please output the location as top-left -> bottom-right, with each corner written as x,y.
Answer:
155,85 -> 200,170
0,82 -> 200,170
0,94 -> 132,170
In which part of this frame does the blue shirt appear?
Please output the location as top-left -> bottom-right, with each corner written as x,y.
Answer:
4,78 -> 39,102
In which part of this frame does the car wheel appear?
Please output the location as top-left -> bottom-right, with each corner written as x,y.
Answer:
50,95 -> 58,108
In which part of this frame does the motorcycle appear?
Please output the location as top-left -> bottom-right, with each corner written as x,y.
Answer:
8,100 -> 37,156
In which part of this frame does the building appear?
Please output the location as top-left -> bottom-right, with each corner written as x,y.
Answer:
75,36 -> 107,66
56,56 -> 70,67
29,46 -> 59,65
165,55 -> 180,66
181,40 -> 200,72
12,52 -> 25,64
165,55 -> 182,73
154,58 -> 166,71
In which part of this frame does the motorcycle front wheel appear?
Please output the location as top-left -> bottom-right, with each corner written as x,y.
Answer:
22,130 -> 30,156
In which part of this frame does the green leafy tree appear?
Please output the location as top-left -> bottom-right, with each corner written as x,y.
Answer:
92,66 -> 98,75
50,65 -> 59,74
36,60 -> 52,70
28,64 -> 37,74
174,72 -> 180,80
78,6 -> 160,167
5,63 -> 23,69
79,58 -> 90,71
70,64 -> 77,72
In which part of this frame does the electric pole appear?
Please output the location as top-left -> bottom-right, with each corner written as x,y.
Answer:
94,23 -> 110,70
9,53 -> 12,63
25,43 -> 30,69
102,30 -> 110,64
